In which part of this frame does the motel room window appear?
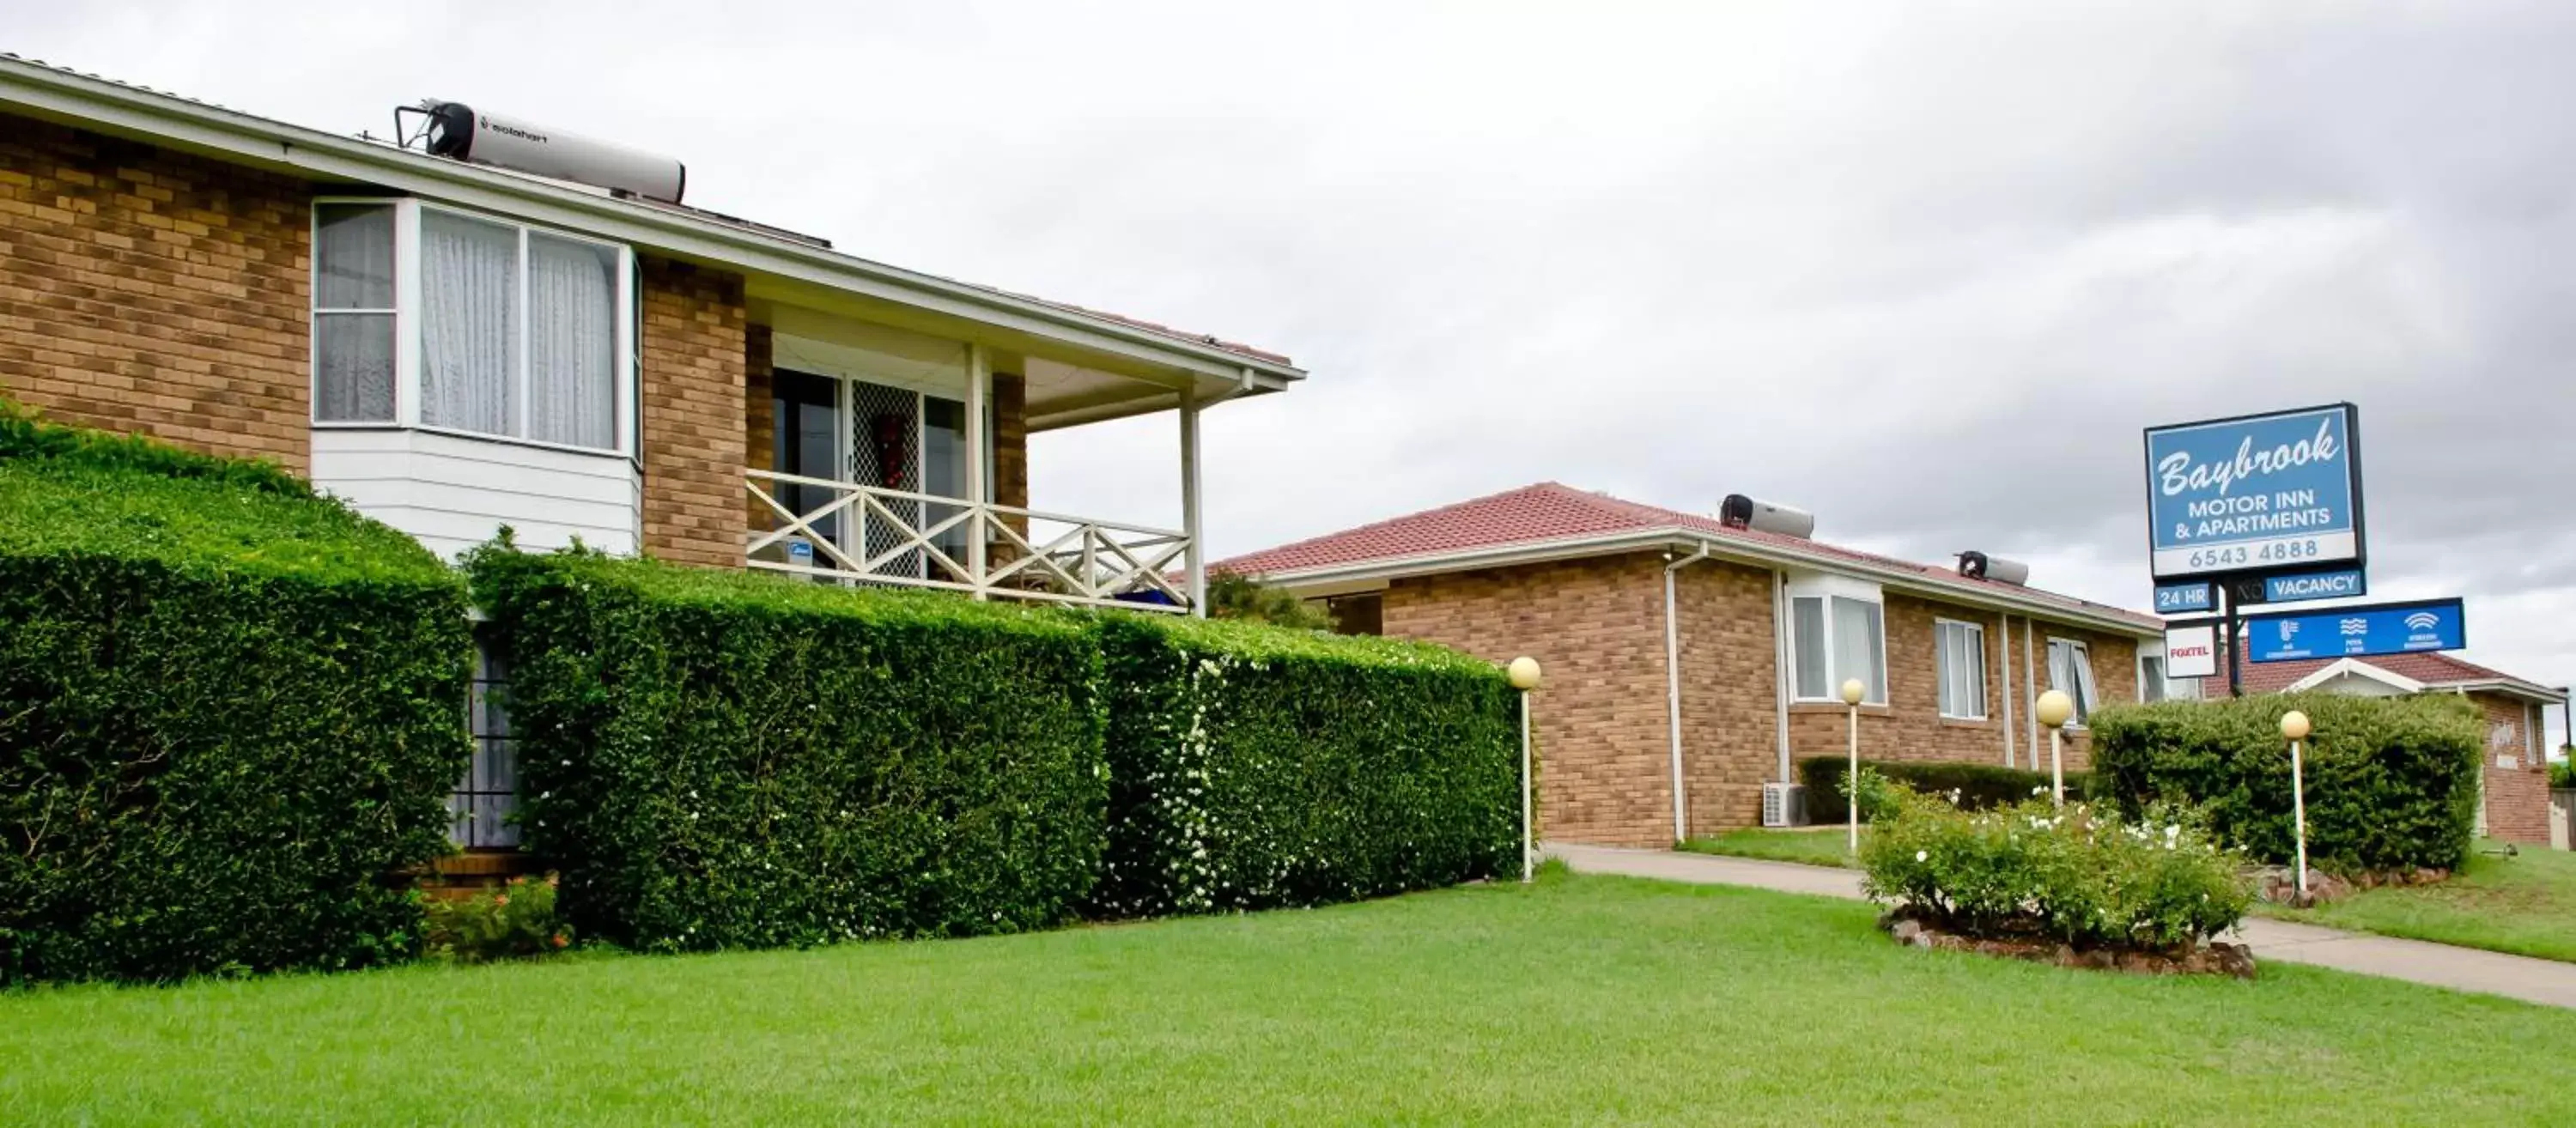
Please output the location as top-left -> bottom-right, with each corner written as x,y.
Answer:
1791,591 -> 1886,705
2046,638 -> 2099,727
2137,652 -> 2200,703
1935,619 -> 1986,719
313,199 -> 635,454
453,631 -> 519,850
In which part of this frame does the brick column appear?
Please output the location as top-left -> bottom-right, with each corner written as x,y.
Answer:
638,257 -> 746,567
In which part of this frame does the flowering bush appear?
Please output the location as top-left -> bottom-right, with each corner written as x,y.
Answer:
424,874 -> 571,962
1860,785 -> 2251,950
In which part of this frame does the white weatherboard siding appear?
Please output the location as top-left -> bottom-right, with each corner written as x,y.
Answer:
313,428 -> 640,559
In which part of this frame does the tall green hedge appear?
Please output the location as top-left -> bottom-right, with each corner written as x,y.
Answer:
465,546 -> 1109,951
0,405 -> 469,984
1089,616 -> 1519,917
2088,693 -> 2482,873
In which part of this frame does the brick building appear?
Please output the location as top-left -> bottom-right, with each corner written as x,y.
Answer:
1,57 -> 1305,862
1212,483 -> 2176,847
2215,652 -> 2567,848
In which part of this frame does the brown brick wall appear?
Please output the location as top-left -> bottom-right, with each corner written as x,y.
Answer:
1673,559 -> 1783,834
1384,554 -> 1674,848
993,372 -> 1028,512
2470,691 -> 2551,846
639,256 -> 747,567
0,117 -> 311,471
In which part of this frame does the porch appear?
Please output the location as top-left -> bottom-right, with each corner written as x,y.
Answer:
736,297 -> 1268,614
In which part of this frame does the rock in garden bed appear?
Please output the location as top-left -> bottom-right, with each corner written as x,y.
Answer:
1879,908 -> 2256,979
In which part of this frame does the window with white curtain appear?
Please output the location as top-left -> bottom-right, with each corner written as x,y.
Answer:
1935,619 -> 1986,719
313,199 -> 631,453
1791,592 -> 1886,704
2047,638 -> 2099,726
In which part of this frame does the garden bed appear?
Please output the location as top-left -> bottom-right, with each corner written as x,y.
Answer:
1876,906 -> 2256,979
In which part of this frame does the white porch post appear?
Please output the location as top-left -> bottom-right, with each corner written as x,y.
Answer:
1181,384 -> 1206,616
965,343 -> 989,597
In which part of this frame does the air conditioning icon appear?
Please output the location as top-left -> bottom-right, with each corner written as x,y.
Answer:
2278,622 -> 2299,642
2403,611 -> 2441,632
2340,618 -> 2368,637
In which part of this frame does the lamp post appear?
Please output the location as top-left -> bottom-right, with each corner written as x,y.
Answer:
2035,689 -> 2075,810
1840,677 -> 1866,853
2281,709 -> 2312,906
1509,656 -> 1543,883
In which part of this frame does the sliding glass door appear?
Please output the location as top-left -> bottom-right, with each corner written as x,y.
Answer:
771,370 -> 977,580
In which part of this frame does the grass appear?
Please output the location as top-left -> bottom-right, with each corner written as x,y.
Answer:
7,874 -> 2574,1125
2260,839 -> 2576,964
1681,825 -> 1865,869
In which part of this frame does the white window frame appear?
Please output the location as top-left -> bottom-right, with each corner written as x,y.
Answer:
311,197 -> 637,458
1785,574 -> 1888,706
2046,636 -> 2099,729
1934,617 -> 1988,720
2136,646 -> 2198,703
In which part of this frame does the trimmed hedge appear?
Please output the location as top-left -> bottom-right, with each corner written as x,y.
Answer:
465,545 -> 1110,951
1089,615 -> 1519,917
0,405 -> 469,984
2088,694 -> 2482,873
1800,757 -> 2093,824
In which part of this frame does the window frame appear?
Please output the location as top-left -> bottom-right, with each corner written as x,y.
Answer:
1785,576 -> 1888,706
310,197 -> 637,459
2046,636 -> 2099,729
1933,616 -> 1989,721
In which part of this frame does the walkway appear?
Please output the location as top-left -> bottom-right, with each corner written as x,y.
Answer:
1545,842 -> 2576,1011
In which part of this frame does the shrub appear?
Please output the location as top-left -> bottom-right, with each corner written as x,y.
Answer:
1089,615 -> 1519,917
0,406 -> 469,984
2552,757 -> 2574,791
1800,757 -> 2092,824
425,874 -> 571,961
465,544 -> 1109,952
2088,694 -> 2482,873
1861,786 -> 2251,949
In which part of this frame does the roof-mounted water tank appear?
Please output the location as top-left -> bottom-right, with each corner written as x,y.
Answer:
397,100 -> 686,204
1956,551 -> 2030,585
1717,495 -> 1815,538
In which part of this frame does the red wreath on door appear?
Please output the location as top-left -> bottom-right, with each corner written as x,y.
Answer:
871,414 -> 910,490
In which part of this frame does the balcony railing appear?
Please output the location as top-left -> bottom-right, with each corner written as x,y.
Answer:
744,469 -> 1192,612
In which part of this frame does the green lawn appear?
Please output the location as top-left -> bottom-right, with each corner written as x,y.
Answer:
6,874 -> 2573,1126
1681,825 -> 1865,869
2262,840 -> 2576,964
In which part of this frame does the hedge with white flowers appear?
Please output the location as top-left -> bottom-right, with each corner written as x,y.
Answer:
466,543 -> 1110,952
1088,615 -> 1520,918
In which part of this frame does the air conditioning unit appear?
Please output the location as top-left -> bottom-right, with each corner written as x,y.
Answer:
1762,782 -> 1807,828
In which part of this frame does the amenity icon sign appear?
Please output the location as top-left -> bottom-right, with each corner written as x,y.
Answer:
2143,403 -> 2364,582
2244,598 -> 2465,663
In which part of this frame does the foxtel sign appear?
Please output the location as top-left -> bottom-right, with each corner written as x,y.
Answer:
2143,403 -> 2365,582
2161,622 -> 2220,680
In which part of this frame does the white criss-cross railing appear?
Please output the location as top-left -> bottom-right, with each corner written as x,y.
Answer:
744,468 -> 1191,611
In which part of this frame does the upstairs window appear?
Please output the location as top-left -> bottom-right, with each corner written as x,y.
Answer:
313,200 -> 633,454
1791,591 -> 1886,705
1935,619 -> 1987,719
2047,638 -> 2099,727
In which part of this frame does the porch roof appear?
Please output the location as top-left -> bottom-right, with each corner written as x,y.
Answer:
2212,648 -> 2566,704
0,52 -> 1302,428
1212,482 -> 2165,636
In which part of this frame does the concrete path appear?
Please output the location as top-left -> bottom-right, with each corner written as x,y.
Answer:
1546,842 -> 2576,1010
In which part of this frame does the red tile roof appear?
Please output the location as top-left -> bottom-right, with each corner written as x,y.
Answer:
2213,648 -> 2561,698
1212,482 -> 2161,630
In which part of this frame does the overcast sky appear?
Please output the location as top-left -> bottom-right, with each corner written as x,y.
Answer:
16,2 -> 2575,740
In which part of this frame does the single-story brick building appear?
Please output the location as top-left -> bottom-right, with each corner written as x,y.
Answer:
1212,482 -> 2179,847
2215,652 -> 2567,848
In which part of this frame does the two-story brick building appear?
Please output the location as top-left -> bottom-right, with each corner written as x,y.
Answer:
1212,482 -> 2178,848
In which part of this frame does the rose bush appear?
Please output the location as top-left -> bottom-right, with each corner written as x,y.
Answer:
1860,785 -> 2251,950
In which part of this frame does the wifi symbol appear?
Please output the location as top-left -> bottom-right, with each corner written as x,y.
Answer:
2403,612 -> 2440,631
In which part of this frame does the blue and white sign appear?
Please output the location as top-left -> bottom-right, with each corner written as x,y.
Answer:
2245,598 -> 2464,664
2144,403 -> 2364,581
2154,582 -> 2216,615
2261,567 -> 2366,605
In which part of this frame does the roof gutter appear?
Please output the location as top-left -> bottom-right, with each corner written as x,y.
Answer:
1258,527 -> 2161,638
0,58 -> 1304,388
